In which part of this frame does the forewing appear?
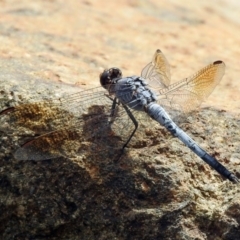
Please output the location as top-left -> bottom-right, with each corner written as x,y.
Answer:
0,86 -> 107,134
14,103 -> 139,161
2,85 -> 139,160
141,49 -> 171,88
156,60 -> 225,115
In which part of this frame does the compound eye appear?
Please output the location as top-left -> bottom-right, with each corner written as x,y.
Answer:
99,69 -> 111,87
99,68 -> 122,88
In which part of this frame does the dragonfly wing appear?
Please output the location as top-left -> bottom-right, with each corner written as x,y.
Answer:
141,49 -> 171,88
13,96 -> 139,160
156,60 -> 225,115
0,86 -> 108,134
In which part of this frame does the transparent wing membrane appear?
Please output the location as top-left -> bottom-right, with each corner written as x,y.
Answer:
156,60 -> 225,113
141,49 -> 171,88
1,87 -> 141,160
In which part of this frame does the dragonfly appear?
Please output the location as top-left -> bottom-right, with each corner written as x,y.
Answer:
0,49 -> 238,183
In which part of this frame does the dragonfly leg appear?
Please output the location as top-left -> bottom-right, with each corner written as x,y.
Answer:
110,97 -> 118,118
106,96 -> 139,159
104,96 -> 138,160
121,104 -> 138,151
108,96 -> 139,149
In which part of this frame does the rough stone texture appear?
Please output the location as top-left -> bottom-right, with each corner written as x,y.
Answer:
0,0 -> 240,239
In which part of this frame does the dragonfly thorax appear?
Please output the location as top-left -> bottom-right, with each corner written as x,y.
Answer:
113,76 -> 158,112
99,67 -> 122,89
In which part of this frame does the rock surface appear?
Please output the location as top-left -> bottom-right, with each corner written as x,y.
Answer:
0,0 -> 240,239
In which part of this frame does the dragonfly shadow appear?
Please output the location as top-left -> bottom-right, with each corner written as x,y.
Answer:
0,102 -> 124,161
80,104 -> 126,164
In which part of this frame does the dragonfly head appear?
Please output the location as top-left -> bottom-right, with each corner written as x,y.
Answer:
100,68 -> 122,89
